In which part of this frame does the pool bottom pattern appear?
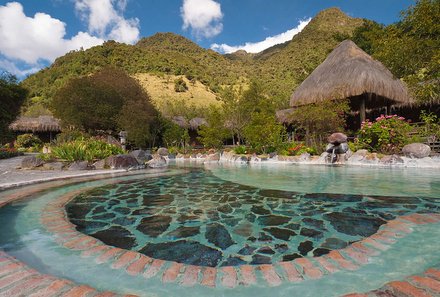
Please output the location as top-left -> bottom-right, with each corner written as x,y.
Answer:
42,187 -> 440,289
65,170 -> 440,268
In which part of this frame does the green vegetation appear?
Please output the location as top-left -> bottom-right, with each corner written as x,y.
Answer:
0,148 -> 23,159
355,115 -> 414,154
15,133 -> 43,152
352,0 -> 440,103
197,107 -> 229,149
52,67 -> 158,148
49,139 -> 124,162
0,72 -> 28,144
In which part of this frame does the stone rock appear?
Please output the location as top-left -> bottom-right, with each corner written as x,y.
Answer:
298,240 -> 314,256
250,254 -> 271,265
257,246 -> 275,254
380,154 -> 404,165
91,226 -> 136,249
106,154 -> 139,169
348,149 -> 368,163
129,149 -> 152,163
321,238 -> 348,250
206,223 -> 235,249
263,227 -> 296,240
205,152 -> 220,162
168,153 -> 176,159
221,257 -> 247,266
43,162 -> 64,170
146,154 -> 168,168
328,132 -> 348,145
324,212 -> 386,237
249,154 -> 261,162
282,253 -> 302,261
238,245 -> 257,255
68,161 -> 89,170
269,152 -> 277,159
402,143 -> 431,158
136,215 -> 172,237
257,215 -> 291,226
93,159 -> 107,170
166,226 -> 200,239
139,240 -> 223,267
21,155 -> 44,169
298,152 -> 310,161
156,147 -> 169,156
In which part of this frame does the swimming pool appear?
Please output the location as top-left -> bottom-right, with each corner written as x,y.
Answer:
0,164 -> 439,296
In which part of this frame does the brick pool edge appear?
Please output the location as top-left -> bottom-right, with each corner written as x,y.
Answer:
1,174 -> 439,296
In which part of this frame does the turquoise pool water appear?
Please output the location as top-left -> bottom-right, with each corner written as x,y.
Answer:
0,164 -> 439,296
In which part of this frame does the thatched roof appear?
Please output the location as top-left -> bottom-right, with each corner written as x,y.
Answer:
276,108 -> 295,124
290,40 -> 412,109
9,116 -> 61,132
171,116 -> 189,128
171,116 -> 207,129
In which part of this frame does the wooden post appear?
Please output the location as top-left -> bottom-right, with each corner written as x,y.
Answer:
360,95 -> 366,124
386,103 -> 391,115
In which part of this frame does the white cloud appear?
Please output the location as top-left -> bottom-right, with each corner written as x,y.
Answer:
74,0 -> 140,44
0,58 -> 41,77
181,0 -> 223,39
0,2 -> 103,65
211,18 -> 311,54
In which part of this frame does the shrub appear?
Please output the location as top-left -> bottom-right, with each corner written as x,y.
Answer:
418,110 -> 440,141
278,142 -> 317,156
55,130 -> 89,144
356,115 -> 414,154
0,148 -> 23,159
233,145 -> 247,154
16,134 -> 43,151
174,78 -> 188,92
50,139 -> 124,162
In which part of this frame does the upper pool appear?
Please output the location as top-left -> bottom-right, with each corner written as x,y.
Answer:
0,163 -> 439,297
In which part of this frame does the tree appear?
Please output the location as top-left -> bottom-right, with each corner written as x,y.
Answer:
0,72 -> 28,144
197,106 -> 229,149
290,99 -> 349,149
52,67 -> 158,147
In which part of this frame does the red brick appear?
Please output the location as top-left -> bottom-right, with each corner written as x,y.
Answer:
64,236 -> 93,250
81,245 -> 109,258
143,259 -> 165,279
28,279 -> 73,297
221,266 -> 237,288
200,267 -> 216,288
409,275 -> 440,292
94,292 -> 117,297
351,242 -> 380,256
239,265 -> 257,286
162,262 -> 183,283
126,256 -> 152,276
294,258 -> 323,279
342,294 -> 369,297
315,256 -> 339,274
386,220 -> 413,233
1,275 -> 50,296
61,285 -> 96,297
0,269 -> 37,290
387,281 -> 431,297
370,234 -> 396,244
343,247 -> 369,265
111,251 -> 139,270
362,237 -> 389,251
95,248 -> 124,264
326,251 -> 358,271
425,268 -> 440,281
259,264 -> 282,286
180,265 -> 200,286
0,262 -> 25,277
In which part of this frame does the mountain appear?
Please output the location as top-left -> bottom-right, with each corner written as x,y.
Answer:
21,7 -> 363,113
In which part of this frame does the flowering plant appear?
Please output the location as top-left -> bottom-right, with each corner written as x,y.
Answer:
356,115 -> 413,154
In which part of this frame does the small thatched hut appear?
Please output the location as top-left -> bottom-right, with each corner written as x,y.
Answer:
290,40 -> 412,124
9,116 -> 61,142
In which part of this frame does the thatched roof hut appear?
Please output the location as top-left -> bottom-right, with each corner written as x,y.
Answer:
9,116 -> 61,132
290,40 -> 412,123
171,116 -> 189,129
171,116 -> 207,130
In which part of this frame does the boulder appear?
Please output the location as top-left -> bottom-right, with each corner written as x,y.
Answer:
402,143 -> 431,158
205,152 -> 220,162
147,154 -> 168,168
68,161 -> 89,170
269,152 -> 277,159
21,156 -> 44,169
380,154 -> 404,165
106,154 -> 139,169
327,133 -> 348,145
93,159 -> 107,170
156,147 -> 169,156
43,162 -> 65,170
298,152 -> 310,161
129,149 -> 152,163
348,149 -> 368,163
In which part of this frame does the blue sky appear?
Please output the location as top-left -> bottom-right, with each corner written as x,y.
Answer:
0,0 -> 414,77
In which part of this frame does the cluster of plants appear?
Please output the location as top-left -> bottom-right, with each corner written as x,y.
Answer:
355,115 -> 415,154
15,133 -> 43,152
277,142 -> 318,156
0,147 -> 23,160
48,138 -> 124,162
